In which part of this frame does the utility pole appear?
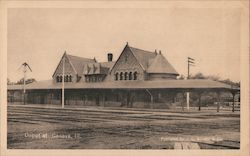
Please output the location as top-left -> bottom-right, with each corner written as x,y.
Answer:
187,57 -> 195,110
188,57 -> 195,79
62,54 -> 65,109
19,62 -> 32,105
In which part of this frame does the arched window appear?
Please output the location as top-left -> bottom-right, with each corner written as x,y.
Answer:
120,72 -> 123,80
133,72 -> 138,80
124,72 -> 128,80
129,72 -> 132,80
56,76 -> 60,82
115,73 -> 119,81
59,76 -> 63,82
66,75 -> 69,82
69,75 -> 72,82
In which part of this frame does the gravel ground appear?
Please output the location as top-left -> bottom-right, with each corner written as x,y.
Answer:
7,105 -> 240,149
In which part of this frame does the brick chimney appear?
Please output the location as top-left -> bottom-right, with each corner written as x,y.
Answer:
107,53 -> 113,62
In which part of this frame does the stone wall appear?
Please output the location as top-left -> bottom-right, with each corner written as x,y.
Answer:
111,46 -> 144,81
52,55 -> 78,83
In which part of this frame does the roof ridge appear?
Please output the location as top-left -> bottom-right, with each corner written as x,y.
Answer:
67,54 -> 95,61
129,46 -> 155,54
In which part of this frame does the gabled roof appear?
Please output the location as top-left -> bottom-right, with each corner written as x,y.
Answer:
67,54 -> 96,74
110,44 -> 157,73
52,53 -> 96,77
147,53 -> 179,75
128,46 -> 157,70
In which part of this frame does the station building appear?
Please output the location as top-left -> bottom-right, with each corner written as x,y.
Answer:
7,43 -> 239,110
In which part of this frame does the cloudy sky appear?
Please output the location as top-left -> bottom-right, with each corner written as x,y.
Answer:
7,7 -> 241,82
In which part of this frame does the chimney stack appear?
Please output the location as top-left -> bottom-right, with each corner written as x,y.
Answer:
108,53 -> 113,62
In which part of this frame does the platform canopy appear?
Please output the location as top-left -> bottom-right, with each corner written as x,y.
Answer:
7,79 -> 239,91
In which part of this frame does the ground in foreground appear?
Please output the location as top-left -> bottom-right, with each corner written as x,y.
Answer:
7,105 -> 240,149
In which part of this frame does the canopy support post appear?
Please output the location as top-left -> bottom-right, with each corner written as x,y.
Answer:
216,91 -> 221,112
231,91 -> 236,112
146,89 -> 153,109
186,92 -> 190,111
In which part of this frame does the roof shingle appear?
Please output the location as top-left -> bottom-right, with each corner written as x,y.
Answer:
129,46 -> 157,70
147,53 -> 179,75
67,54 -> 96,75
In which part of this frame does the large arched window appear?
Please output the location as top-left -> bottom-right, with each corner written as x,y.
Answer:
129,72 -> 132,80
115,73 -> 119,81
120,72 -> 123,80
133,72 -> 138,80
124,72 -> 128,80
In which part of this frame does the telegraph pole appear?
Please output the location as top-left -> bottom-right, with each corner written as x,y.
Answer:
62,54 -> 65,109
188,57 -> 195,79
19,62 -> 32,105
186,57 -> 195,110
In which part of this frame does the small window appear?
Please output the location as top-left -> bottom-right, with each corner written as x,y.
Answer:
59,76 -> 63,82
66,75 -> 69,82
129,72 -> 132,80
120,72 -> 123,80
133,72 -> 138,80
124,72 -> 128,80
69,75 -> 72,82
115,73 -> 119,81
56,76 -> 60,82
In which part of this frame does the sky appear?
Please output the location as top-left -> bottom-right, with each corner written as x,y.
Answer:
7,7 -> 241,82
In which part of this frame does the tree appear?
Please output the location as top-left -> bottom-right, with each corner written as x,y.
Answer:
16,78 -> 36,85
190,72 -> 240,87
220,79 -> 240,87
190,72 -> 206,79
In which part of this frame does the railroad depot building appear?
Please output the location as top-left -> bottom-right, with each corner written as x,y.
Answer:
8,43 -> 239,110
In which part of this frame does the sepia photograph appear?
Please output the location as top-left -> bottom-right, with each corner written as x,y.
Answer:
1,0 -> 249,155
